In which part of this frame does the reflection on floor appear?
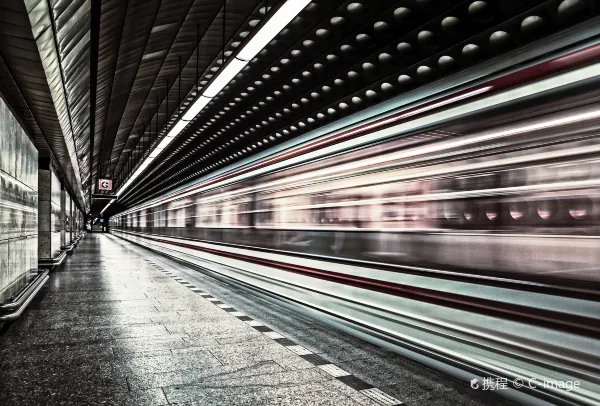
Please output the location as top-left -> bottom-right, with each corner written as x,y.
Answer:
0,234 -> 515,406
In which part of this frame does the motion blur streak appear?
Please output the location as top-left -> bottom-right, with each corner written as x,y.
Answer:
110,47 -> 600,406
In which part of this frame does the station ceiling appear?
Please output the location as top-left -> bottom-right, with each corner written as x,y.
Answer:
0,0 -> 598,215
0,0 -> 90,211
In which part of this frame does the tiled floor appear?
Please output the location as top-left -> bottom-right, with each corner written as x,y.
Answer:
0,234 -> 517,406
0,234 -> 380,405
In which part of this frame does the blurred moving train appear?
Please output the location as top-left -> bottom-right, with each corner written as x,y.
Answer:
111,45 -> 600,405
114,110 -> 600,280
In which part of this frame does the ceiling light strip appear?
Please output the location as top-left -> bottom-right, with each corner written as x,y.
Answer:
109,0 -> 312,210
100,198 -> 116,215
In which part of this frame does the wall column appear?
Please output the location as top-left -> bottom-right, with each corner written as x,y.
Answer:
60,186 -> 66,248
69,197 -> 73,244
38,158 -> 61,261
65,195 -> 72,246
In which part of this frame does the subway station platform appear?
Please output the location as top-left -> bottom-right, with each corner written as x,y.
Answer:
0,234 -> 514,406
2,1 -> 600,405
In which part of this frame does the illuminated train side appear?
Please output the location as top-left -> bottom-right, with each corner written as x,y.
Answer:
113,106 -> 600,281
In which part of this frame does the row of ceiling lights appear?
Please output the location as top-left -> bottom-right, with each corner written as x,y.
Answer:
120,0 -> 452,199
115,2 -> 324,202
123,0 -> 585,203
116,0 -> 593,208
101,0 -> 313,214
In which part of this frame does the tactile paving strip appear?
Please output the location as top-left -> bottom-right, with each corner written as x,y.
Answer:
286,345 -> 313,356
318,364 -> 351,378
263,331 -> 285,339
361,388 -> 403,405
217,303 -> 233,309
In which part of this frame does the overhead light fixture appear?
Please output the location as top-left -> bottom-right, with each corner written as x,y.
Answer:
183,95 -> 212,121
203,58 -> 248,98
165,120 -> 188,139
149,149 -> 162,159
100,198 -> 115,215
113,0 -> 311,198
237,0 -> 312,61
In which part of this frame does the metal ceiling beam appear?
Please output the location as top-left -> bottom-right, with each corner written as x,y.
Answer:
0,0 -> 87,213
24,0 -> 91,211
112,0 -> 265,198
93,0 -> 163,193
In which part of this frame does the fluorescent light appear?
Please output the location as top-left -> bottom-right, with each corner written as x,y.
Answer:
118,165 -> 147,197
183,95 -> 212,121
166,120 -> 187,138
100,199 -> 115,215
203,58 -> 248,98
114,0 -> 309,199
119,178 -> 135,195
156,136 -> 174,151
237,0 -> 312,62
149,148 -> 162,158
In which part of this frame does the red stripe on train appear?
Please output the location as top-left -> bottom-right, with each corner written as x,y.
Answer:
121,230 -> 600,339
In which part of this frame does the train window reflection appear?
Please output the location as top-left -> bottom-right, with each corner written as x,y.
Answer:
536,200 -> 558,220
504,169 -> 527,187
485,207 -> 498,221
257,200 -> 274,225
444,202 -> 460,221
509,201 -> 528,220
569,198 -> 593,220
463,203 -> 478,221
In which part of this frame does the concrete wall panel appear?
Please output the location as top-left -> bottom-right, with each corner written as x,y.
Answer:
0,97 -> 38,303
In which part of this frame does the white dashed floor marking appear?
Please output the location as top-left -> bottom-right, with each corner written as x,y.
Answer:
360,388 -> 403,405
286,345 -> 313,355
217,304 -> 233,309
319,364 -> 351,377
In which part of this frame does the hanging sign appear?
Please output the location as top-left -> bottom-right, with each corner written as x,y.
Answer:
98,179 -> 113,191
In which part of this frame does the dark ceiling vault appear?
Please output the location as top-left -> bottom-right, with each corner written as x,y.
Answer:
27,0 -> 92,209
0,0 -> 88,212
111,0 -> 600,211
1,0 -> 599,216
91,0 -> 266,213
